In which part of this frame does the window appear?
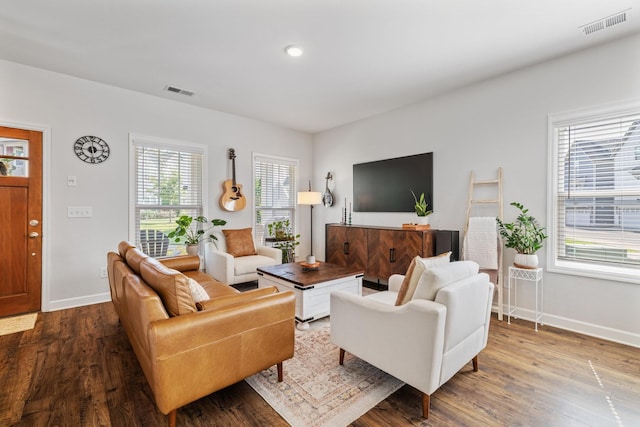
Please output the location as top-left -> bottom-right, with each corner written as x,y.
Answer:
0,137 -> 29,176
130,135 -> 206,257
253,153 -> 298,245
548,103 -> 640,283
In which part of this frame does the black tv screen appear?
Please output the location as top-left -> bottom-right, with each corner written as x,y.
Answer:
353,152 -> 433,213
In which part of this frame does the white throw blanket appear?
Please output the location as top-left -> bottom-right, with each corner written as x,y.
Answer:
463,217 -> 498,270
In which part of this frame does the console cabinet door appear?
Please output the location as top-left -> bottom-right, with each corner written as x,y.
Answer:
326,225 -> 367,272
392,230 -> 424,275
367,229 -> 423,280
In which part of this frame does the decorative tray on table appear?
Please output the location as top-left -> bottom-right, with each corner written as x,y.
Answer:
402,223 -> 431,230
300,261 -> 320,271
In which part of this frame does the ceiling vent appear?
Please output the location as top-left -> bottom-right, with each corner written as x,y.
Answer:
164,85 -> 195,97
580,9 -> 630,35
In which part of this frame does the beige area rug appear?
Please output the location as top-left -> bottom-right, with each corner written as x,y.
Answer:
0,312 -> 38,337
245,321 -> 404,427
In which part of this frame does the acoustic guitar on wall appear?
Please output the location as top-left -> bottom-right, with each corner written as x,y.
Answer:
220,148 -> 246,212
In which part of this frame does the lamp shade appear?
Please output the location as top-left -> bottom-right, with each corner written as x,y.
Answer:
297,191 -> 322,205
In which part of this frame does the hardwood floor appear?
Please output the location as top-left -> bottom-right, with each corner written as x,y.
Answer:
1,302 -> 638,426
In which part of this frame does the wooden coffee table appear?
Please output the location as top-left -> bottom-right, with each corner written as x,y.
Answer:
257,261 -> 363,330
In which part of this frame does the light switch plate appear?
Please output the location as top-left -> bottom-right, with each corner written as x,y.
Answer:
68,206 -> 92,218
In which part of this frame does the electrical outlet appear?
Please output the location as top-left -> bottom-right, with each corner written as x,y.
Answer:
68,206 -> 93,218
100,266 -> 108,279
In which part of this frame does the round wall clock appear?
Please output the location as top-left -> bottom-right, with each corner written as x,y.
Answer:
74,135 -> 110,164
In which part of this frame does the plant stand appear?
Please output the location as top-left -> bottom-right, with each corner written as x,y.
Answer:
507,266 -> 543,331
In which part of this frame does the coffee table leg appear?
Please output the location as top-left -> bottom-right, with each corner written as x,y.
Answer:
296,321 -> 310,331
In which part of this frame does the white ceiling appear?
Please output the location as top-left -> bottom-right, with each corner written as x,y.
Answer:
1,1 -> 639,133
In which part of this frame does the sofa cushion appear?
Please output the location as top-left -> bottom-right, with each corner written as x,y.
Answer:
412,260 -> 479,301
183,271 -> 240,298
196,286 -> 278,311
223,228 -> 257,257
125,247 -> 149,275
118,241 -> 136,259
395,252 -> 451,305
234,254 -> 278,276
366,290 -> 399,305
139,257 -> 197,316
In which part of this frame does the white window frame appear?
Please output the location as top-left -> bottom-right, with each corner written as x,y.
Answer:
547,100 -> 640,284
128,134 -> 208,254
252,152 -> 299,246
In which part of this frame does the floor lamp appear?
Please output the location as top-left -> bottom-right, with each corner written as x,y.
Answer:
297,182 -> 322,264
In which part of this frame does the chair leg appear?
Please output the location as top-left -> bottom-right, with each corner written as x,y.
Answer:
277,362 -> 283,382
167,409 -> 177,427
472,355 -> 479,372
422,393 -> 430,418
339,348 -> 345,365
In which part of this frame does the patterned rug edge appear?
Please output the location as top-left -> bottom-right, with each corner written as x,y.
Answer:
245,323 -> 404,427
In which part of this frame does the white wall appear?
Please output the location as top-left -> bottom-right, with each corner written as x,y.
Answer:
0,59 -> 312,310
312,34 -> 640,347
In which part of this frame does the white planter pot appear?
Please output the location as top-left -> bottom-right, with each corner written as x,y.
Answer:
186,243 -> 200,256
417,215 -> 430,225
514,253 -> 539,269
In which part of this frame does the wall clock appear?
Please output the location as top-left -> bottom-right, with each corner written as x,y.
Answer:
74,135 -> 110,164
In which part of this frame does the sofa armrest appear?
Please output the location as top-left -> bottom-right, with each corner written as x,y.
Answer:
330,290 -> 446,395
148,290 -> 295,414
204,243 -> 234,284
256,245 -> 282,263
388,274 -> 404,292
159,255 -> 200,272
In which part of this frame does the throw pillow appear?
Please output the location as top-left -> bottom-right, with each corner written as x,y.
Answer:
412,260 -> 480,301
223,227 -> 257,258
395,251 -> 452,305
139,257 -> 197,316
188,278 -> 210,304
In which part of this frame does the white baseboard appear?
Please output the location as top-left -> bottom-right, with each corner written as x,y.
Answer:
44,295 -> 639,348
492,304 -> 640,348
45,292 -> 112,312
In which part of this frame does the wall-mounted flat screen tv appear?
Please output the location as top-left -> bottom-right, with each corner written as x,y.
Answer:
353,152 -> 433,213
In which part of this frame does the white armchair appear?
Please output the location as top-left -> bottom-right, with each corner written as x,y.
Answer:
330,261 -> 494,418
205,229 -> 282,285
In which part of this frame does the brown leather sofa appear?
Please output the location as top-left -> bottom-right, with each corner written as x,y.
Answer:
107,241 -> 295,427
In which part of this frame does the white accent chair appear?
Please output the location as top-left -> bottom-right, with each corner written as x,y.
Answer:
204,231 -> 282,285
330,261 -> 494,418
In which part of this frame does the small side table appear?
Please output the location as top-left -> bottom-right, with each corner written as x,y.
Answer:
508,266 -> 544,331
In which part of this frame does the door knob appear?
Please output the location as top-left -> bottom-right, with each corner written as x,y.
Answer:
29,232 -> 39,238
29,219 -> 39,226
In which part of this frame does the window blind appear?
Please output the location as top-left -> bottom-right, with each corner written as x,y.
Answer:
253,154 -> 298,245
554,112 -> 640,270
133,140 -> 204,256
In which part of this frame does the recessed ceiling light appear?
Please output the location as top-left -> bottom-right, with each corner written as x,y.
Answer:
284,45 -> 304,57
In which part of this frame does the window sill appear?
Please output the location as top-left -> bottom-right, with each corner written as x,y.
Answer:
548,259 -> 640,285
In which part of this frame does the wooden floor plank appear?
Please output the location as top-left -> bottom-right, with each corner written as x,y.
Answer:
1,303 -> 638,426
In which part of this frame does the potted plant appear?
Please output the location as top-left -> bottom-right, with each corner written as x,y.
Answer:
267,218 -> 300,263
267,219 -> 288,239
496,202 -> 548,269
168,215 -> 227,255
410,189 -> 432,225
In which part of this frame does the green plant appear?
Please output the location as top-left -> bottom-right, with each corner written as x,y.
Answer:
267,218 -> 300,262
410,190 -> 432,217
496,202 -> 547,254
267,219 -> 289,239
167,215 -> 227,245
